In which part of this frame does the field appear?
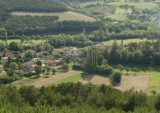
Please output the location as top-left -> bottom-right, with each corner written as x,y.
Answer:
12,71 -> 81,87
109,2 -> 158,10
79,74 -> 150,92
107,7 -> 132,21
149,72 -> 160,94
0,39 -> 46,44
12,11 -> 95,22
104,38 -> 147,45
54,73 -> 82,85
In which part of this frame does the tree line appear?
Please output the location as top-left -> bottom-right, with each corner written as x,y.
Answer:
0,16 -> 101,36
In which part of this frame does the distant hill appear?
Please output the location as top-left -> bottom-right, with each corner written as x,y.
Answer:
0,0 -> 68,12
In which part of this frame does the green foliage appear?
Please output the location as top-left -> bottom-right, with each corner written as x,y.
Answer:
62,64 -> 69,72
111,70 -> 122,84
0,83 -> 159,113
3,16 -> 100,36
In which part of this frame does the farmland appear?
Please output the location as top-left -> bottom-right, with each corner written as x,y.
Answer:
11,11 -> 96,22
108,2 -> 158,10
149,72 -> 160,94
104,38 -> 147,45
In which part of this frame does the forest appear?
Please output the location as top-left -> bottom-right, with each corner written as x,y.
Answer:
1,16 -> 100,36
0,83 -> 160,113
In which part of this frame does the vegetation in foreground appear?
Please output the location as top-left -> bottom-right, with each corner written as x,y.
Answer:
0,83 -> 160,113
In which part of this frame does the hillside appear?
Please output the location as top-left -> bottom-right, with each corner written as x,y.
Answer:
0,0 -> 68,12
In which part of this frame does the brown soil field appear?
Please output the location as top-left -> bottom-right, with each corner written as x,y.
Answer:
79,75 -> 150,92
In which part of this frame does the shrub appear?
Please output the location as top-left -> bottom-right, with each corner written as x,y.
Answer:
111,70 -> 122,85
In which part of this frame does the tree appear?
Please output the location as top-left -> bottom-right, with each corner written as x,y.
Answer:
84,41 -> 94,46
117,64 -> 124,73
62,64 -> 69,72
110,40 -> 119,63
155,95 -> 160,111
84,47 -> 97,73
36,60 -> 42,66
8,42 -> 21,51
111,70 -> 122,85
9,62 -> 18,70
44,43 -> 52,53
52,69 -> 56,75
35,66 -> 42,75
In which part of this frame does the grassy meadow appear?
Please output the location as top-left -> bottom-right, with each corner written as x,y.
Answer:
104,38 -> 147,45
109,2 -> 158,10
12,11 -> 95,22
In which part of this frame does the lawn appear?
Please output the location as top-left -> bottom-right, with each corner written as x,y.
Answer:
12,11 -> 95,22
149,72 -> 160,94
109,2 -> 158,10
104,38 -> 147,45
108,14 -> 127,21
107,7 -> 132,21
54,73 -> 82,85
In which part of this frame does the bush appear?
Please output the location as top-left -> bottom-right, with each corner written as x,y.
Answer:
111,71 -> 122,85
52,69 -> 56,75
72,64 -> 83,70
62,64 -> 69,72
97,65 -> 113,76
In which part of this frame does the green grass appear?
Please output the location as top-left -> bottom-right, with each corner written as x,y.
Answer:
0,39 -> 46,44
104,38 -> 147,45
149,72 -> 160,94
107,7 -> 132,21
109,2 -> 158,10
108,14 -> 127,21
12,11 -> 95,22
54,73 -> 82,85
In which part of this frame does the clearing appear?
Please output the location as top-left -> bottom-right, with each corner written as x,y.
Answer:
0,39 -> 46,45
104,38 -> 147,45
109,2 -> 158,10
11,11 -> 95,22
79,75 -> 150,92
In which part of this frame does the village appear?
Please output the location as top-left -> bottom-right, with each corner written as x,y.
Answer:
0,45 -> 79,83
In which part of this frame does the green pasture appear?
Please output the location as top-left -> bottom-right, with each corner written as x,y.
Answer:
54,73 -> 82,85
0,39 -> 46,44
149,72 -> 160,94
109,2 -> 158,10
104,38 -> 147,45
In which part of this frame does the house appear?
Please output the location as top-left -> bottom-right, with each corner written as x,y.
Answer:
22,61 -> 36,75
0,65 -> 4,73
1,57 -> 8,65
32,58 -> 41,63
63,47 -> 78,56
36,52 -> 43,58
45,60 -> 60,68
